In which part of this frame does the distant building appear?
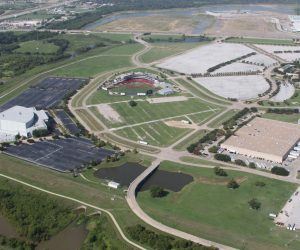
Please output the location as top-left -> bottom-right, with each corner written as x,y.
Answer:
221,117 -> 300,163
0,106 -> 48,140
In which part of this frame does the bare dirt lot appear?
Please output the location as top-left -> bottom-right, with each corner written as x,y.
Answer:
164,120 -> 198,129
147,96 -> 188,104
206,12 -> 297,39
97,104 -> 123,123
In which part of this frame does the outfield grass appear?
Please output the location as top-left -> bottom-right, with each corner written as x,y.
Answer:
111,98 -> 216,125
225,37 -> 296,45
115,121 -> 192,146
15,40 -> 59,54
141,42 -> 204,64
138,161 -> 298,250
262,113 -> 299,124
173,129 -> 208,151
207,109 -> 239,128
87,90 -> 134,105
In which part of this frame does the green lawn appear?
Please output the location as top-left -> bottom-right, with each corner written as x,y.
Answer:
111,98 -> 216,125
173,129 -> 208,151
262,113 -> 299,124
141,42 -> 204,64
187,110 -> 218,125
15,40 -> 59,54
207,109 -> 239,128
225,37 -> 296,45
74,109 -> 104,131
138,161 -> 298,250
115,121 -> 192,146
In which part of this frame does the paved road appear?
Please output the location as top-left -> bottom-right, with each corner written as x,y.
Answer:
0,173 -> 145,250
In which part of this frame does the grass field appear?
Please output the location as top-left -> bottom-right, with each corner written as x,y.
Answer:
74,109 -> 104,131
141,42 -> 204,64
87,90 -> 134,105
111,98 -> 217,125
262,113 -> 299,124
15,40 -> 59,54
138,161 -> 298,250
207,109 -> 239,128
173,129 -> 208,151
115,121 -> 192,146
187,110 -> 218,124
225,37 -> 296,45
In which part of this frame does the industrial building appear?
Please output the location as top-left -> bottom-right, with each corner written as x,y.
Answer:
0,106 -> 48,141
221,117 -> 300,163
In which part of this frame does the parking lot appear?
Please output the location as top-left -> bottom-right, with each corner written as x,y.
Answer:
275,187 -> 300,230
4,137 -> 114,172
55,110 -> 81,135
0,77 -> 88,112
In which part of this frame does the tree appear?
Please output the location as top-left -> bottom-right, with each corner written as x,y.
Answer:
214,167 -> 227,177
214,153 -> 231,162
249,162 -> 256,169
248,198 -> 261,210
208,146 -> 218,153
235,159 -> 246,166
227,179 -> 239,189
271,166 -> 289,176
150,186 -> 168,198
129,100 -> 137,107
32,129 -> 49,138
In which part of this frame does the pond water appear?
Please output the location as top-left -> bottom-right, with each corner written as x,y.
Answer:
82,4 -> 296,34
37,223 -> 88,250
94,162 -> 193,192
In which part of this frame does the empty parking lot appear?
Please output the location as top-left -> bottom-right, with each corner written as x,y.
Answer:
4,137 -> 114,172
0,77 -> 88,112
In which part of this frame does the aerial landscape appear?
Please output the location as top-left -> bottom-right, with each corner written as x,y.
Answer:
0,0 -> 300,249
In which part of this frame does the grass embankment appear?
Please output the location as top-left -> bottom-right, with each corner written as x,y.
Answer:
207,109 -> 239,128
173,130 -> 208,151
16,40 -> 59,54
225,37 -> 296,46
262,113 -> 299,124
138,161 -> 298,250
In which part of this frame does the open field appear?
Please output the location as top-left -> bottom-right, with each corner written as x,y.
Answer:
110,99 -> 217,125
225,37 -> 296,46
262,113 -> 299,124
157,42 -> 255,74
141,42 -> 206,64
173,130 -> 208,151
15,40 -> 59,54
115,121 -> 192,146
87,90 -> 134,105
207,109 -> 239,128
194,75 -> 269,100
138,161 -> 298,250
187,110 -> 217,124
92,14 -> 213,34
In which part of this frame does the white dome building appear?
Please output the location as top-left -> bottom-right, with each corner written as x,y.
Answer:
0,106 -> 48,141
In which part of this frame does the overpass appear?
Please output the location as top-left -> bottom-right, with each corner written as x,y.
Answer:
126,158 -> 236,250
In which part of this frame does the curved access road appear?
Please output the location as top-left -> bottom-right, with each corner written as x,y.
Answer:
126,159 -> 237,250
0,173 -> 145,250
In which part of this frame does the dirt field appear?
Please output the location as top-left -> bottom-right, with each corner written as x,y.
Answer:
147,96 -> 188,104
94,15 -> 197,33
97,104 -> 123,123
206,11 -> 297,39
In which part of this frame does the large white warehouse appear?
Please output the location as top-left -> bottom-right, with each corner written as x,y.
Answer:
0,106 -> 48,141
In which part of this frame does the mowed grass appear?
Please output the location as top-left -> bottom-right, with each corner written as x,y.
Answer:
74,109 -> 103,131
87,90 -> 133,105
207,109 -> 239,128
173,129 -> 208,151
138,161 -> 298,250
15,40 -> 59,54
115,121 -> 192,146
187,110 -> 218,125
111,98 -> 216,125
141,42 -> 204,64
262,113 -> 299,124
